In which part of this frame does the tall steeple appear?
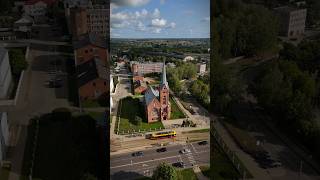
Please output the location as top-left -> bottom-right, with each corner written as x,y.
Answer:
160,61 -> 168,88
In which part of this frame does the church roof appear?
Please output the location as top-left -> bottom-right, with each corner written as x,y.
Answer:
145,86 -> 159,106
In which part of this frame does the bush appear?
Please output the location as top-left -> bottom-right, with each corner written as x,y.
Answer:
153,162 -> 178,180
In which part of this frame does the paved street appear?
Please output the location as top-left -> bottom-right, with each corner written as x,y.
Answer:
6,47 -> 71,180
110,141 -> 210,180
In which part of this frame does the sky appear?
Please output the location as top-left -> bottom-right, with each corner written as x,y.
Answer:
110,0 -> 210,39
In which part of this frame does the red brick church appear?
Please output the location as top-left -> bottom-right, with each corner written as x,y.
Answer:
144,62 -> 171,123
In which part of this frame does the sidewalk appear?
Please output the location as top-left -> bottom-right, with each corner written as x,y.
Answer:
193,165 -> 209,180
212,117 -> 272,180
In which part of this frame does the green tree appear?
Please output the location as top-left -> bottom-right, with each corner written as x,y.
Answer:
9,49 -> 28,77
152,162 -> 178,180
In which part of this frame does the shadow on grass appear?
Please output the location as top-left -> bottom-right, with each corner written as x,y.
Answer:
21,109 -> 105,180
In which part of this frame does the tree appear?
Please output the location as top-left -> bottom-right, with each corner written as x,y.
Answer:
133,116 -> 142,126
9,49 -> 28,77
152,162 -> 178,180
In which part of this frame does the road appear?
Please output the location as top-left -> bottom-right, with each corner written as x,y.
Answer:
110,141 -> 210,180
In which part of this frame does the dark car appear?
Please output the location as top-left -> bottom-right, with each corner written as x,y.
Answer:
156,148 -> 167,153
198,141 -> 208,145
132,151 -> 144,157
172,162 -> 185,168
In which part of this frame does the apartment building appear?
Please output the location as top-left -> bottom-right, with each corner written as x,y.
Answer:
130,61 -> 164,76
275,6 -> 307,38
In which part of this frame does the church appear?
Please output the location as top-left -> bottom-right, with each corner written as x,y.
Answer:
144,62 -> 171,123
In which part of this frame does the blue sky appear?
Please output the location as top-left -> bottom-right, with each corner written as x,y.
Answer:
110,0 -> 210,38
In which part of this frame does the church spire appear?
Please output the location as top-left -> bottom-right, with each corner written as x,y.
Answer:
161,60 -> 168,87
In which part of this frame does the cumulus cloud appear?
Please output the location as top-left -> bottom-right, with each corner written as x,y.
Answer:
111,0 -> 150,7
136,21 -> 146,31
152,8 -> 161,18
167,22 -> 176,28
151,18 -> 167,27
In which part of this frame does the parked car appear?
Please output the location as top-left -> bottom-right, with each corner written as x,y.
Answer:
172,162 -> 185,168
198,141 -> 208,145
179,149 -> 191,154
156,147 -> 167,153
132,151 -> 144,157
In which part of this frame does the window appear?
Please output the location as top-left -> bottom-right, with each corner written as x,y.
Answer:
104,82 -> 106,86
85,50 -> 88,53
93,82 -> 96,86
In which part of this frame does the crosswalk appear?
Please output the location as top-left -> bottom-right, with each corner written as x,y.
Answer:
182,144 -> 197,165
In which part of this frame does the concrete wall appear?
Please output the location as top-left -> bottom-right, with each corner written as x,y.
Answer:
0,51 -> 13,99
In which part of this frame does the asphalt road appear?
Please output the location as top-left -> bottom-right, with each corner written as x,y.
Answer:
110,141 -> 210,180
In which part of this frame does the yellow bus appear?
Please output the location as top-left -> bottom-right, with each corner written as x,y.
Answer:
150,130 -> 176,140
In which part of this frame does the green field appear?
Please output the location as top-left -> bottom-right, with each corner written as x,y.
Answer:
177,168 -> 198,180
170,98 -> 186,119
117,97 -> 164,134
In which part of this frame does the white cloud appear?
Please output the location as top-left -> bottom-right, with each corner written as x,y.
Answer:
160,0 -> 166,4
152,28 -> 162,33
136,21 -> 146,31
111,0 -> 150,7
152,8 -> 161,18
167,22 -> 176,28
151,18 -> 167,27
201,17 -> 210,22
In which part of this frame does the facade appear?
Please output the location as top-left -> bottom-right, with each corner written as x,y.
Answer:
87,4 -> 109,37
145,63 -> 171,123
0,112 -> 9,162
68,3 -> 109,39
275,6 -> 307,38
130,61 -> 164,76
69,8 -> 88,38
24,0 -> 47,17
0,28 -> 16,41
197,63 -> 206,74
0,48 -> 13,99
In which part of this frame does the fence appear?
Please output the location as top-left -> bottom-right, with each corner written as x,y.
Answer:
211,125 -> 251,179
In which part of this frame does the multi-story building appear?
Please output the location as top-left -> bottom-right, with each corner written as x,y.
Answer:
73,34 -> 108,100
0,48 -> 12,99
0,112 -> 9,162
67,3 -> 109,39
145,63 -> 171,123
197,63 -> 206,74
77,57 -> 108,100
130,61 -> 164,76
274,6 -> 307,38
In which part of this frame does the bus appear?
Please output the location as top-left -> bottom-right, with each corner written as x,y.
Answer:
150,130 -> 176,140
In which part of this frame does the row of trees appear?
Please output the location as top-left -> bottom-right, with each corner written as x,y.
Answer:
190,76 -> 210,108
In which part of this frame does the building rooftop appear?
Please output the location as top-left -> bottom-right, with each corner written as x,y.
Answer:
77,57 -> 107,87
73,33 -> 107,49
145,86 -> 159,106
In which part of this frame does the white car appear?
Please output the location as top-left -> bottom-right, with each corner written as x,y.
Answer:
180,149 -> 191,154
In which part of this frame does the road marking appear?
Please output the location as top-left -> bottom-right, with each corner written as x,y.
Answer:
190,143 -> 198,153
110,155 -> 180,169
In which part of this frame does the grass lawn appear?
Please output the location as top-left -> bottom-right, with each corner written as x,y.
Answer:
177,168 -> 198,180
182,128 -> 210,134
170,98 -> 186,119
21,110 -> 105,180
0,168 -> 10,180
212,143 -> 241,180
199,166 -> 210,178
117,97 -> 164,134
